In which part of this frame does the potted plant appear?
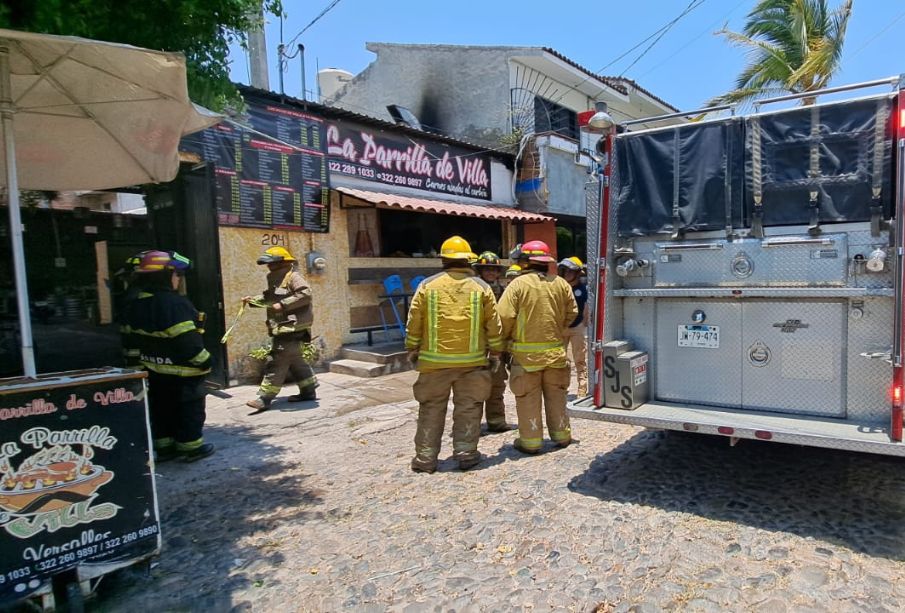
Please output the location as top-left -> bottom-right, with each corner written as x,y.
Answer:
246,338 -> 322,381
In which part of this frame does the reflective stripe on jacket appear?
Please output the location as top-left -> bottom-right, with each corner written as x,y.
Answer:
249,266 -> 313,337
404,268 -> 504,372
497,271 -> 578,372
122,289 -> 211,377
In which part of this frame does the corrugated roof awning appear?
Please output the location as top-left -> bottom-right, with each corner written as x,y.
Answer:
336,187 -> 553,223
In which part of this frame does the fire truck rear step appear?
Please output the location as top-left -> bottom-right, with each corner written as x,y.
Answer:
568,400 -> 905,457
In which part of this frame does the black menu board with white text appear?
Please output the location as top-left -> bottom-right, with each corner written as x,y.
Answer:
180,98 -> 330,233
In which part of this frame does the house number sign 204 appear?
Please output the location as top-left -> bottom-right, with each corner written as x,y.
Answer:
261,233 -> 287,247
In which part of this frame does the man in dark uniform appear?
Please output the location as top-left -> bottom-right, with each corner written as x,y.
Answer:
558,257 -> 589,397
122,250 -> 214,462
245,247 -> 317,411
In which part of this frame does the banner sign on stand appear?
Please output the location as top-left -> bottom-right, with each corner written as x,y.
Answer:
0,371 -> 160,605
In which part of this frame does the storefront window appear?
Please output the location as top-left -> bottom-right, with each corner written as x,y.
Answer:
377,209 -> 504,257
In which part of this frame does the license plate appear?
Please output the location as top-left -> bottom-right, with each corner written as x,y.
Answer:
678,324 -> 720,348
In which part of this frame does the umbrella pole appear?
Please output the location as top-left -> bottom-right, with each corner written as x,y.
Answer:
0,45 -> 36,377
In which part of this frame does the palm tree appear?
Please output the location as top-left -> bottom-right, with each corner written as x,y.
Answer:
709,0 -> 853,107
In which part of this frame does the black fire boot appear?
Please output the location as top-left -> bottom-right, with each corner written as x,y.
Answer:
288,388 -> 317,402
180,443 -> 216,463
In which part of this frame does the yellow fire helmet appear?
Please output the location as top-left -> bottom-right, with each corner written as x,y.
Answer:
558,257 -> 581,272
439,235 -> 473,260
568,256 -> 584,268
505,264 -> 522,278
257,246 -> 296,265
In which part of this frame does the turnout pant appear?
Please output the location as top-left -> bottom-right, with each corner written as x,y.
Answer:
484,355 -> 508,429
412,367 -> 491,470
508,364 -> 572,451
147,372 -> 207,451
258,331 -> 317,400
563,325 -> 588,397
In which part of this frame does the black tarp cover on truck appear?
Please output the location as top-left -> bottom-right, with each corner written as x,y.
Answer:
746,95 -> 894,231
615,117 -> 745,237
614,94 -> 895,237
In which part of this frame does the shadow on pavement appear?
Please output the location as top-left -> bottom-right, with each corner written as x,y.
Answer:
275,399 -> 320,412
465,439 -> 576,471
568,430 -> 905,560
90,423 -> 324,611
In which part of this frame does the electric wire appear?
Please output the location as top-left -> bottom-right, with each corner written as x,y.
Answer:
636,0 -> 748,79
282,0 -> 345,59
846,8 -> 905,61
549,0 -> 705,106
617,0 -> 705,78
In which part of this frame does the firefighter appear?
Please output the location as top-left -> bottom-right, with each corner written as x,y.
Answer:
504,264 -> 523,283
122,250 -> 214,462
558,257 -> 589,397
244,246 -> 317,411
472,251 -> 514,433
508,243 -> 524,262
498,240 -> 578,453
116,251 -> 148,367
405,236 -> 505,473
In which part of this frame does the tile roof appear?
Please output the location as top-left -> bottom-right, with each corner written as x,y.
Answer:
336,187 -> 553,223
540,47 -> 680,112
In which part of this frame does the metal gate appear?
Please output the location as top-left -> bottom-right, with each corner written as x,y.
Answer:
145,164 -> 227,387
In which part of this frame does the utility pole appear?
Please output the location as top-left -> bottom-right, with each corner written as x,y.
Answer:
247,1 -> 270,90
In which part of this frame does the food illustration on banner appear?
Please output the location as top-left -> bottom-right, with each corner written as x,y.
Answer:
0,428 -> 118,540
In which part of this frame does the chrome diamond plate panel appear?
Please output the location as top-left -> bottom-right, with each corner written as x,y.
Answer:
846,297 -> 893,420
655,300 -> 743,407
654,235 -> 849,287
585,177 -> 600,395
567,401 -> 905,457
740,300 -> 846,416
847,229 -> 895,290
614,288 -> 893,298
622,297 -> 656,394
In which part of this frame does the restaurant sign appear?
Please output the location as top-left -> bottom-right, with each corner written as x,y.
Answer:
0,372 -> 159,605
327,122 -> 492,200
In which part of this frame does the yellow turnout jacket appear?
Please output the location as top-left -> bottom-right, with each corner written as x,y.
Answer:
497,270 -> 578,371
405,268 -> 504,372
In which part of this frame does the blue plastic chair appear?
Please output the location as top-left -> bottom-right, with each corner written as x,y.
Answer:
409,275 -> 426,292
378,275 -> 406,340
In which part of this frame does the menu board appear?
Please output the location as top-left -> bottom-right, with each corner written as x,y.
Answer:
181,99 -> 330,233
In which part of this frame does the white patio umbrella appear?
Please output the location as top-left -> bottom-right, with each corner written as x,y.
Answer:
0,29 -> 220,377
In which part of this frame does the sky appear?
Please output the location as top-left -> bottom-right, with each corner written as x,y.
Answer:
228,0 -> 905,112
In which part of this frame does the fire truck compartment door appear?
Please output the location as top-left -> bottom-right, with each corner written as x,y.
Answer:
654,234 -> 848,287
740,300 -> 846,417
655,300 -> 743,407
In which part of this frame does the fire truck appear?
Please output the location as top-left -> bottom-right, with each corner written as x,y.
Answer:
568,76 -> 905,456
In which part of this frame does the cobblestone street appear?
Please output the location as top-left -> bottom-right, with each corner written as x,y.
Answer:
94,371 -> 905,612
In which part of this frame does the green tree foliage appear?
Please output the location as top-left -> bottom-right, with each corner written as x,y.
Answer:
0,0 -> 282,110
710,0 -> 853,107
